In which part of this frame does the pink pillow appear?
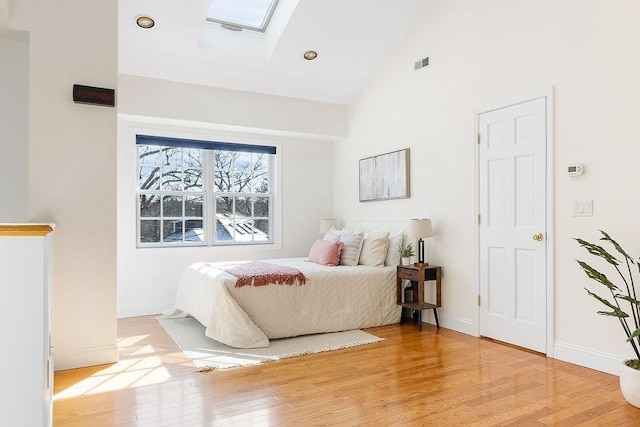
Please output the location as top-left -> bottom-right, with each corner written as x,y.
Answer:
307,239 -> 344,266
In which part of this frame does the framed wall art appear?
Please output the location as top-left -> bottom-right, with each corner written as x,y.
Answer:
358,148 -> 410,202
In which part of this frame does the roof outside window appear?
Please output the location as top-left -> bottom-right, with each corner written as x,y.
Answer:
207,0 -> 279,32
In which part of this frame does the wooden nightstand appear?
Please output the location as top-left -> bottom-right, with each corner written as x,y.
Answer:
396,264 -> 442,330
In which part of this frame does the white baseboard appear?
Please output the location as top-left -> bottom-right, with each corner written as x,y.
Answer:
117,301 -> 173,318
420,311 -> 476,336
553,341 -> 624,376
54,344 -> 119,371
418,317 -> 624,377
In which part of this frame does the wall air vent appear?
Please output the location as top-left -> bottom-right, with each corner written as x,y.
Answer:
414,56 -> 430,71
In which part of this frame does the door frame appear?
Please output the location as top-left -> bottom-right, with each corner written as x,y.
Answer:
473,87 -> 555,357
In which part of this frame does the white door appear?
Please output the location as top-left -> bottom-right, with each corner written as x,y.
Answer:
478,96 -> 547,353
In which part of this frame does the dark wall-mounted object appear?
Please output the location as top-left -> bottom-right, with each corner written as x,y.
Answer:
72,84 -> 115,107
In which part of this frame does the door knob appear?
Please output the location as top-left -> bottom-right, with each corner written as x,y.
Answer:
532,232 -> 544,241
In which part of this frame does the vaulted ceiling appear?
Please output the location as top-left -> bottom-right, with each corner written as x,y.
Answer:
118,0 -> 429,104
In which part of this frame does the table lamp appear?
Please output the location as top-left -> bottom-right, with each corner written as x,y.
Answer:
319,219 -> 337,234
410,218 -> 433,266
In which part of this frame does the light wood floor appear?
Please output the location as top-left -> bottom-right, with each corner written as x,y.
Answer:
54,316 -> 640,426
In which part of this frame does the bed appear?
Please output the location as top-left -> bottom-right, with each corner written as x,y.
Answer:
168,223 -> 408,348
170,257 -> 402,348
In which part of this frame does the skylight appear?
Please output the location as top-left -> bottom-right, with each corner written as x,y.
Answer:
207,0 -> 280,32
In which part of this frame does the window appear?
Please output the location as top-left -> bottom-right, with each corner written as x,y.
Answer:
206,0 -> 279,32
136,135 -> 276,247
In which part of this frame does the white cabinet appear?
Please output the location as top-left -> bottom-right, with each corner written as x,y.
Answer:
0,223 -> 54,427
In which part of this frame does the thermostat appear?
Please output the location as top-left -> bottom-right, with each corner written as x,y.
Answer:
568,164 -> 584,176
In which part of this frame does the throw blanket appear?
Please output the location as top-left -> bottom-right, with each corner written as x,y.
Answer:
226,261 -> 307,288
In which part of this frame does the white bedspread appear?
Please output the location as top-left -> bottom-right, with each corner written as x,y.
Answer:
171,258 -> 401,348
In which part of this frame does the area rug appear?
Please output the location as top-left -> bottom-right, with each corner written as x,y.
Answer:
157,316 -> 383,370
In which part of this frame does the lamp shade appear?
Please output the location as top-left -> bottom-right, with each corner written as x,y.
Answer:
319,219 -> 337,234
409,218 -> 433,238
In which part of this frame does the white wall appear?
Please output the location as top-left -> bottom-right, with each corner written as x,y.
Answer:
117,77 -> 341,317
0,32 -> 28,222
335,0 -> 640,374
11,0 -> 118,369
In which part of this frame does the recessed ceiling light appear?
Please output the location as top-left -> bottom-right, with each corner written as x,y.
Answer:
303,50 -> 318,61
136,16 -> 155,29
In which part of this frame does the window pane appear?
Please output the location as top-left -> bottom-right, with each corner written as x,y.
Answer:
184,168 -> 203,191
163,220 -> 183,243
185,220 -> 204,242
139,145 -> 162,166
254,219 -> 270,240
140,220 -> 161,243
185,195 -> 203,217
161,167 -> 182,191
183,148 -> 202,168
230,172 -> 252,192
235,197 -> 251,217
139,166 -> 160,190
207,0 -> 278,30
252,172 -> 268,193
234,218 -> 254,241
161,147 -> 181,166
163,195 -> 183,217
214,170 -> 231,192
215,215 -> 233,242
253,153 -> 268,171
215,151 -> 234,171
254,197 -> 269,217
140,194 -> 160,217
233,152 -> 252,171
216,196 -> 233,216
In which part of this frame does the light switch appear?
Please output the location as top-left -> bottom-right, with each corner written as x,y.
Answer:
572,200 -> 593,217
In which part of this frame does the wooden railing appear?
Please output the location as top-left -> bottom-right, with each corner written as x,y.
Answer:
0,223 -> 55,237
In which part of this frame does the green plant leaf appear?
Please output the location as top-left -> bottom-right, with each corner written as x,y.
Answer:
577,261 -> 618,290
586,288 -> 628,318
577,231 -> 640,361
615,294 -> 640,306
600,230 -> 635,264
575,238 -> 619,266
398,242 -> 415,257
597,310 -> 629,318
628,328 -> 640,341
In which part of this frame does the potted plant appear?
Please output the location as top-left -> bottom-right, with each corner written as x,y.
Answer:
399,243 -> 415,266
575,230 -> 640,407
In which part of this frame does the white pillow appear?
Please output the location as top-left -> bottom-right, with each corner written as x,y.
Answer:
338,230 -> 364,266
385,230 -> 404,266
323,226 -> 342,241
359,231 -> 390,267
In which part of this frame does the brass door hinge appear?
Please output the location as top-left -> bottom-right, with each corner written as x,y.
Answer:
478,214 -> 481,225
477,133 -> 480,144
477,295 -> 481,306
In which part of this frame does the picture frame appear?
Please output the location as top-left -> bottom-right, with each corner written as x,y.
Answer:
358,148 -> 410,202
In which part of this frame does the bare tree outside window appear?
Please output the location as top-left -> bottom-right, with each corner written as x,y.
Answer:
213,150 -> 271,243
138,145 -> 204,244
137,143 -> 273,247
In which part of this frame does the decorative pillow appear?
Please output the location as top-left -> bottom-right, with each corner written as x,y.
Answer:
359,231 -> 390,267
323,226 -> 342,242
338,230 -> 364,266
307,239 -> 343,266
385,230 -> 404,266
